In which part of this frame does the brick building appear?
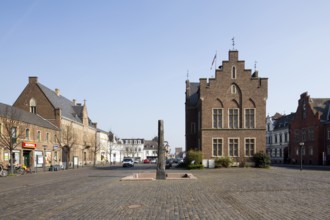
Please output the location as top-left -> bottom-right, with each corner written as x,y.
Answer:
13,77 -> 98,168
185,50 -> 268,165
289,92 -> 330,165
0,103 -> 59,169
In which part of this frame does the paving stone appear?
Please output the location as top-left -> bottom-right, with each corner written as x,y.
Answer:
0,165 -> 329,219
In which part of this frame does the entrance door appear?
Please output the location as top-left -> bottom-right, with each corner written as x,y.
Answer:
23,151 -> 30,167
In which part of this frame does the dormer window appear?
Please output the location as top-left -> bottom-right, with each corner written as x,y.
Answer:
232,66 -> 237,79
29,98 -> 37,114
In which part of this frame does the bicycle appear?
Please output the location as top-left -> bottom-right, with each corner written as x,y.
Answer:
9,164 -> 28,175
0,164 -> 8,177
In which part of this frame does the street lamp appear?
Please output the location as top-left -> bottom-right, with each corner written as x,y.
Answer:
299,142 -> 304,171
43,145 -> 48,172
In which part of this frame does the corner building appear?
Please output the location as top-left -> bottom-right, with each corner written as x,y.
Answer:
186,50 -> 268,165
289,92 -> 330,165
13,77 -> 98,168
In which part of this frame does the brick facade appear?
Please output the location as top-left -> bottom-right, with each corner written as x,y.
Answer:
289,92 -> 330,165
13,77 -> 98,168
186,50 -> 268,164
0,103 -> 59,169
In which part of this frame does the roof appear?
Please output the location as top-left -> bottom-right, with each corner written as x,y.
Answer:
273,113 -> 295,130
0,103 -> 58,130
144,140 -> 158,150
37,83 -> 94,126
310,98 -> 330,121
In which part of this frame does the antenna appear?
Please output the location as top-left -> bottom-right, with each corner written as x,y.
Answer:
232,37 -> 235,50
254,61 -> 257,71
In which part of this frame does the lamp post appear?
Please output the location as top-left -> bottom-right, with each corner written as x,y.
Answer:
299,142 -> 304,171
43,145 -> 47,172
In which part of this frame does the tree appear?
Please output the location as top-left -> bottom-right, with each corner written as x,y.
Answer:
90,134 -> 99,167
0,106 -> 26,174
57,123 -> 77,169
108,131 -> 121,165
253,151 -> 271,168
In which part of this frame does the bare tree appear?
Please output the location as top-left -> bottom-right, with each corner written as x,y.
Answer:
57,123 -> 77,169
0,106 -> 26,174
108,131 -> 122,164
89,133 -> 99,167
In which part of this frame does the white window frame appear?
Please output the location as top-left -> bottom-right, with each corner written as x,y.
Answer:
29,98 -> 37,114
212,138 -> 223,157
232,66 -> 237,79
37,130 -> 41,142
231,85 -> 237,94
228,138 -> 239,157
25,128 -> 30,141
212,108 -> 223,129
310,147 -> 313,156
228,108 -> 239,129
244,108 -> 255,129
244,138 -> 256,157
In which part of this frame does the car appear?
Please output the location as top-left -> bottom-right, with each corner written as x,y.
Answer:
175,158 -> 184,164
165,159 -> 173,169
143,159 -> 150,164
122,158 -> 134,167
150,159 -> 157,164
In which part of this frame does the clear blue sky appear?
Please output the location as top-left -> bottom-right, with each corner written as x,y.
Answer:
1,1 -> 330,151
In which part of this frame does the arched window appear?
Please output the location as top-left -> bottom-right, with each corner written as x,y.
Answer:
25,129 -> 30,140
37,130 -> 41,142
232,66 -> 237,79
231,85 -> 237,94
29,98 -> 37,114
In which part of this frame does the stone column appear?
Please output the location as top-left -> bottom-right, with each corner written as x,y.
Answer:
156,120 -> 166,180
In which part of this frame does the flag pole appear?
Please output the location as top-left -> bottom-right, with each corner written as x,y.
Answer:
215,50 -> 217,70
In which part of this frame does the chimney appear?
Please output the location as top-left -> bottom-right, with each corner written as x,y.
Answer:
55,88 -> 60,96
29,76 -> 38,84
73,99 -> 76,105
252,71 -> 259,78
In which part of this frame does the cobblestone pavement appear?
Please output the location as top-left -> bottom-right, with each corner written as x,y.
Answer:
0,165 -> 330,220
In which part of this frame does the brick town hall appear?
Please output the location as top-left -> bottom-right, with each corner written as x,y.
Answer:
185,50 -> 268,165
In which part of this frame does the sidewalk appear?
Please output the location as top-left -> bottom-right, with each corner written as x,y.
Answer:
271,163 -> 330,171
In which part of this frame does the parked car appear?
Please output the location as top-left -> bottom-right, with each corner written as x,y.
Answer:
143,159 -> 150,164
122,158 -> 134,167
166,159 -> 173,169
150,159 -> 157,164
176,158 -> 184,164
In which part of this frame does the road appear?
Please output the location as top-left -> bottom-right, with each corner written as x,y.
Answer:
0,164 -> 330,220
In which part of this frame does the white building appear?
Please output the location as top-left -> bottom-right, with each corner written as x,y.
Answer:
266,113 -> 294,164
96,129 -> 109,164
121,138 -> 145,162
109,138 -> 124,164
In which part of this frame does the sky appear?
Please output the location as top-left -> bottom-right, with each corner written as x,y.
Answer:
1,1 -> 330,152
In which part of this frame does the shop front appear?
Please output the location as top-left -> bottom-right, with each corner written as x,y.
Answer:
22,142 -> 36,168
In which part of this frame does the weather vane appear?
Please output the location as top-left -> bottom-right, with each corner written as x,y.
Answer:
232,37 -> 235,50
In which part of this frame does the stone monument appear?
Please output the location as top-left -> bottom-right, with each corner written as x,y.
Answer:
156,120 -> 166,180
